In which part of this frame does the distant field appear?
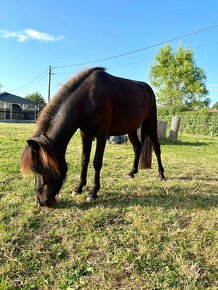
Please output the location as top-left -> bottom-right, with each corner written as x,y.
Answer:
0,123 -> 217,290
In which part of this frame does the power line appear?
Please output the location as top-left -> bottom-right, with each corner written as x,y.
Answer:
194,41 -> 218,49
9,69 -> 48,93
16,73 -> 48,92
53,24 -> 218,69
6,24 -> 218,98
52,41 -> 218,75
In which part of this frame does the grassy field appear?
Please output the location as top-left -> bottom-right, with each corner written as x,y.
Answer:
0,123 -> 217,290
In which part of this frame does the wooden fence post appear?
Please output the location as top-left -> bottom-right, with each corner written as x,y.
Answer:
157,121 -> 167,139
169,116 -> 181,141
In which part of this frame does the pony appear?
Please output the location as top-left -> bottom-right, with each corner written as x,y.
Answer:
21,67 -> 165,206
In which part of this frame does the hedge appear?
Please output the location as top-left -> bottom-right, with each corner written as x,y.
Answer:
158,111 -> 218,137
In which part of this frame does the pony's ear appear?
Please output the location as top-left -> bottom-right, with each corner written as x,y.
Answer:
27,139 -> 40,152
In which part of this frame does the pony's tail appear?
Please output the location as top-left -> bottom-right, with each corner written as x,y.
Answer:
139,128 -> 153,169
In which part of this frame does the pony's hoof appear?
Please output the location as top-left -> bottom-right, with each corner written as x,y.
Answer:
72,191 -> 81,196
126,174 -> 134,179
85,195 -> 97,203
159,174 -> 166,181
85,196 -> 93,203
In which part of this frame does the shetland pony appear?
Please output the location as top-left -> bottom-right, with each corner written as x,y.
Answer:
21,67 -> 165,206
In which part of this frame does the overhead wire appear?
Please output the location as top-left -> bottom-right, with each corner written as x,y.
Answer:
53,41 -> 218,76
52,24 -> 218,69
193,41 -> 218,49
15,73 -> 48,92
9,69 -> 48,93
6,24 -> 218,94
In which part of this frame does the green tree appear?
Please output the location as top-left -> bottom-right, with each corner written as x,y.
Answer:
212,101 -> 218,109
149,44 -> 209,114
25,91 -> 46,104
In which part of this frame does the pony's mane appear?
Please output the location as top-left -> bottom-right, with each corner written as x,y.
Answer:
20,145 -> 33,175
35,67 -> 105,135
20,135 -> 60,176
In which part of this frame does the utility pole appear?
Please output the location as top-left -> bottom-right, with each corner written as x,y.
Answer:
0,83 -> 4,93
48,65 -> 52,103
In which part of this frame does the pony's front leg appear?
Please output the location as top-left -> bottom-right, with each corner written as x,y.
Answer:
73,133 -> 93,195
86,136 -> 106,202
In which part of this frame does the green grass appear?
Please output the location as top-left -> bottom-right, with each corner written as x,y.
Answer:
0,123 -> 217,290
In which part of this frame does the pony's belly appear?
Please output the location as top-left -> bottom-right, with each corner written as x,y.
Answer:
108,119 -> 141,135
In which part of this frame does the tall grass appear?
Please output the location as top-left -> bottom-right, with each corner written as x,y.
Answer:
0,123 -> 217,289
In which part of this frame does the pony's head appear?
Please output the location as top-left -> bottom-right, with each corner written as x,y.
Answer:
21,135 -> 67,207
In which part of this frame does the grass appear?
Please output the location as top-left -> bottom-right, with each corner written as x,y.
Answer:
0,122 -> 217,290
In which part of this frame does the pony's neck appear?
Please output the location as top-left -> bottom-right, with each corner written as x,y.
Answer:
35,68 -> 100,151
45,100 -> 82,150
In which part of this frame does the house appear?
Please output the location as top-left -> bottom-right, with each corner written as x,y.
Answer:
209,108 -> 218,113
0,92 -> 43,121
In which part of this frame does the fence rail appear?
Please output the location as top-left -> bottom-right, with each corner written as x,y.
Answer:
0,109 -> 37,121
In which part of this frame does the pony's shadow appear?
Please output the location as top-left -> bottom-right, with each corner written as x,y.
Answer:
161,139 -> 211,147
170,176 -> 218,182
56,190 -> 218,211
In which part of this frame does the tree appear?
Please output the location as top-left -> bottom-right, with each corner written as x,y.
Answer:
25,91 -> 46,104
212,101 -> 218,109
149,44 -> 210,114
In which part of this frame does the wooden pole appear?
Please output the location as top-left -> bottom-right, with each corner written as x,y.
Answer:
0,83 -> 4,93
169,116 -> 181,141
157,121 -> 167,139
48,65 -> 52,103
211,113 -> 215,137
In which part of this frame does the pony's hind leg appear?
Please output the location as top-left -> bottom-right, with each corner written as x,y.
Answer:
86,136 -> 107,202
73,132 -> 93,195
127,130 -> 142,178
152,139 -> 165,180
142,120 -> 165,180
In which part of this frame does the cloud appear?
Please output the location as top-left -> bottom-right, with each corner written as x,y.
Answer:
0,28 -> 64,42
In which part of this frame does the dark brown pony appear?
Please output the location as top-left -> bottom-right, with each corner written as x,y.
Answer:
21,67 -> 165,206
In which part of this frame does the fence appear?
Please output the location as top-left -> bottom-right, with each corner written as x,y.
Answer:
0,109 -> 37,121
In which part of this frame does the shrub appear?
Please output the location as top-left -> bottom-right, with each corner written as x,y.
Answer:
179,111 -> 218,136
158,111 -> 218,136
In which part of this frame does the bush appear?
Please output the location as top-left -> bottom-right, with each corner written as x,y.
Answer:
158,110 -> 218,136
179,111 -> 218,136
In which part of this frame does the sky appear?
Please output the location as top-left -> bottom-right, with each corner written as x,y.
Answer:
0,0 -> 218,105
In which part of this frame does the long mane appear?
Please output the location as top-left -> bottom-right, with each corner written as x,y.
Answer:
20,135 -> 60,176
21,67 -> 105,176
20,145 -> 33,175
35,67 -> 105,135
21,135 -> 60,176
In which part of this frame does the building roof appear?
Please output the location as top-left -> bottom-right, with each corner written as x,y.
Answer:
0,92 -> 40,106
209,108 -> 218,113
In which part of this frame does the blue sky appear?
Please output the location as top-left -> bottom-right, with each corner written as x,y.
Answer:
0,0 -> 218,105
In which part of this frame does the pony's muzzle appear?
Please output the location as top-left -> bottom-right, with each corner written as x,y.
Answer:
36,196 -> 56,207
